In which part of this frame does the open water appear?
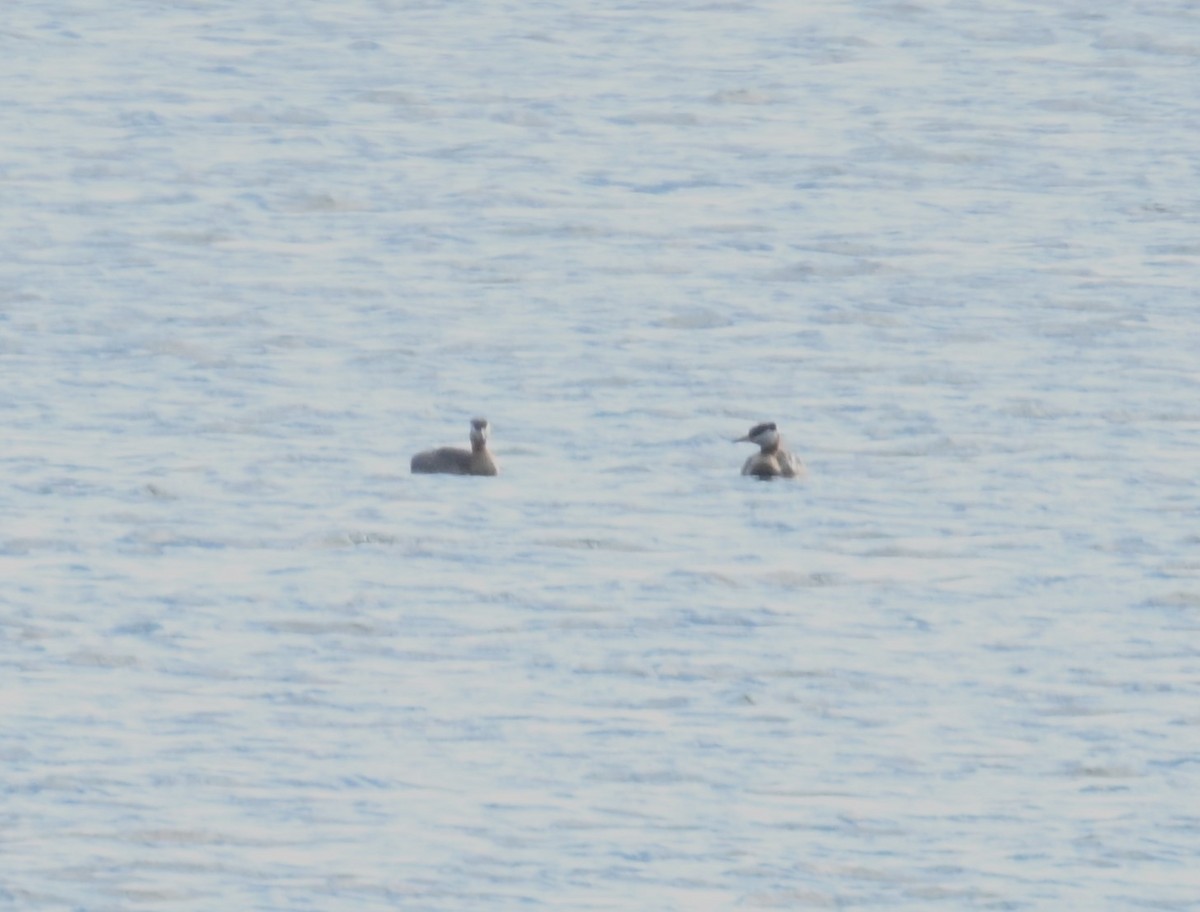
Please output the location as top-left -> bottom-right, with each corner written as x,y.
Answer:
3,1 -> 1199,909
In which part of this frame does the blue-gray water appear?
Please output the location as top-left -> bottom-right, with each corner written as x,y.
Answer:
3,2 -> 1199,909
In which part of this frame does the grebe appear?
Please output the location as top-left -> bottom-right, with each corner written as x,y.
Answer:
735,421 -> 804,479
411,417 -> 498,476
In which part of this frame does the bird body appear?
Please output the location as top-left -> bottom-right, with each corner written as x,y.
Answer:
411,418 -> 498,476
735,422 -> 803,479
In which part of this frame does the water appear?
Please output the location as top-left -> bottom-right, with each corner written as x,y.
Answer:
3,1 -> 1199,909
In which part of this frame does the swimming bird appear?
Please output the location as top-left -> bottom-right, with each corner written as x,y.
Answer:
734,421 -> 803,479
411,417 -> 498,476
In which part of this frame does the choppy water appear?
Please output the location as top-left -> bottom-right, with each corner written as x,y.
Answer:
3,1 -> 1199,909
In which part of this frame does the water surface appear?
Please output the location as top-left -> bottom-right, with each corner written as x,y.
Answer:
3,1 -> 1199,909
